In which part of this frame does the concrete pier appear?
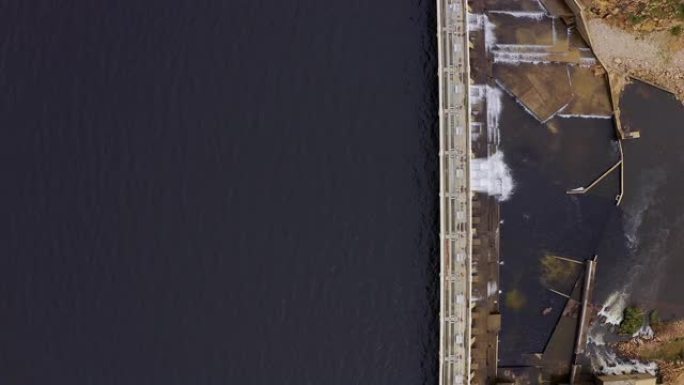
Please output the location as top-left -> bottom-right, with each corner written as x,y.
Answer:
437,0 -> 473,384
566,159 -> 622,195
569,256 -> 597,384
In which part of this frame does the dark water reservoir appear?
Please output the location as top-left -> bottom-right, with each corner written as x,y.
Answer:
0,1 -> 438,384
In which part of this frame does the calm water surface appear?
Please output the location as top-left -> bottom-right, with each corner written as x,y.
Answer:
0,1 -> 438,384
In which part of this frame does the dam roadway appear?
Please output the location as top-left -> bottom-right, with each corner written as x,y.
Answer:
437,0 -> 473,385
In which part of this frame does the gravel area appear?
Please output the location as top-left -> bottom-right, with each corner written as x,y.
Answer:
587,19 -> 684,102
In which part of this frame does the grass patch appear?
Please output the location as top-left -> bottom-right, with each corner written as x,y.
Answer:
670,25 -> 683,36
642,338 -> 684,362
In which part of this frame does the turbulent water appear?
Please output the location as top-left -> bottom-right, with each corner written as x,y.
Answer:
584,83 -> 684,375
0,1 -> 439,384
492,74 -> 684,372
470,0 -> 684,370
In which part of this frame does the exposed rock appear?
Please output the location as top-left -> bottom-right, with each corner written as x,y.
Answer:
584,18 -> 684,103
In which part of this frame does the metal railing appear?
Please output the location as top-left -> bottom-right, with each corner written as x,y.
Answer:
437,0 -> 472,384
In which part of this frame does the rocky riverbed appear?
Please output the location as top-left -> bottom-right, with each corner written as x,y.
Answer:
581,0 -> 684,103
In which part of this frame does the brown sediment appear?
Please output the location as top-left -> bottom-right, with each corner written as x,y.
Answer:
494,63 -> 574,122
586,19 -> 684,103
577,0 -> 684,103
564,65 -> 613,116
584,0 -> 684,34
616,320 -> 684,384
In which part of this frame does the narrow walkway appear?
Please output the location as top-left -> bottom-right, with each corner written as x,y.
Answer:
437,0 -> 473,384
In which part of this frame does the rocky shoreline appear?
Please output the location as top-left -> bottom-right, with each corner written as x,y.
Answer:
587,19 -> 684,103
579,0 -> 684,103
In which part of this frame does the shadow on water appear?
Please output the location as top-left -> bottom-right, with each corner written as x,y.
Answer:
498,91 -> 620,365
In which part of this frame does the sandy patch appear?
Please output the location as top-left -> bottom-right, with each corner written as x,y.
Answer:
586,19 -> 684,102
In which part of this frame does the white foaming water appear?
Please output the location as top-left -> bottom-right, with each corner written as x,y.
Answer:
587,328 -> 606,346
468,13 -> 484,32
597,290 -> 629,325
484,15 -> 497,52
623,170 -> 664,250
591,347 -> 658,376
633,325 -> 654,340
557,114 -> 612,119
493,56 -> 547,65
488,11 -> 547,20
470,84 -> 486,105
588,322 -> 658,376
491,44 -> 554,64
487,281 -> 498,297
486,86 -> 503,146
470,152 -> 515,201
580,57 -> 599,67
468,13 -> 496,53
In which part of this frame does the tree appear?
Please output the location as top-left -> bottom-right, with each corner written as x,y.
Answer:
619,306 -> 644,336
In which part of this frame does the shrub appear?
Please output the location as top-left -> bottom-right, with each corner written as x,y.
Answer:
619,306 -> 644,335
670,25 -> 683,36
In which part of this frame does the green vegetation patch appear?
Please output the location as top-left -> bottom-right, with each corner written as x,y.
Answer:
670,25 -> 683,36
619,306 -> 645,335
505,289 -> 527,311
642,338 -> 684,362
540,254 -> 581,287
594,0 -> 684,31
650,310 -> 663,328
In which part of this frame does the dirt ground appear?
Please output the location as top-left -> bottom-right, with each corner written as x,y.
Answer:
579,0 -> 684,102
585,18 -> 684,102
585,0 -> 684,32
616,321 -> 684,384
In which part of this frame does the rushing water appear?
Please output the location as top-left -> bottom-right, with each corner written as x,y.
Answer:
583,82 -> 684,376
595,83 -> 684,318
0,1 -> 438,384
